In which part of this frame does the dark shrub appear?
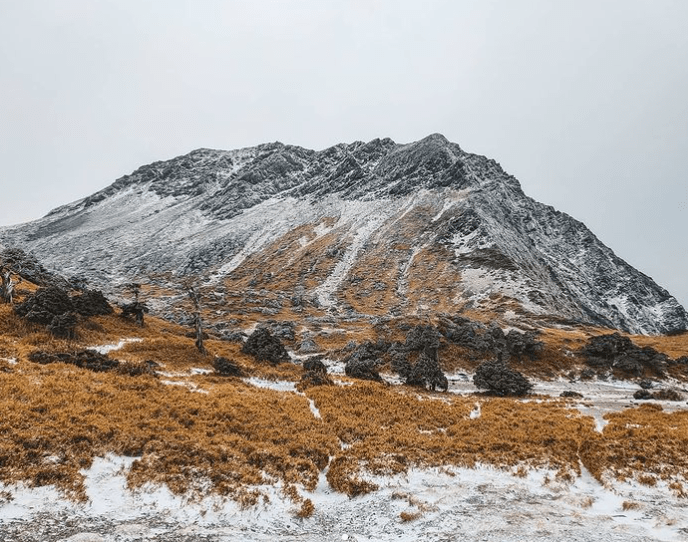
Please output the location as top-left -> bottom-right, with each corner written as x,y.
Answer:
633,388 -> 684,401
241,327 -> 290,364
15,286 -> 74,325
580,333 -> 668,378
212,356 -> 243,376
405,352 -> 448,392
46,312 -> 78,339
473,359 -> 532,396
303,356 -> 327,374
651,389 -> 684,401
343,342 -> 385,383
405,325 -> 442,352
298,370 -> 334,391
28,350 -> 119,372
72,289 -> 113,317
117,361 -> 157,377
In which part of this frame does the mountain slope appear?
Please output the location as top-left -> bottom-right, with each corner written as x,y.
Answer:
1,134 -> 686,334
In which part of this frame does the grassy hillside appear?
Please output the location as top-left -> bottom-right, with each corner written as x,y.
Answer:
1,281 -> 688,515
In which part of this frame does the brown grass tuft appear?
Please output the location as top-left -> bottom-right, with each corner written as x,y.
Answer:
399,510 -> 422,522
296,498 -> 315,518
622,500 -> 641,511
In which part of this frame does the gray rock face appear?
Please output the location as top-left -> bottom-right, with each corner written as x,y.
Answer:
1,134 -> 686,335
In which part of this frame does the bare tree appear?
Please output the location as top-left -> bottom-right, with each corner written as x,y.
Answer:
120,283 -> 148,327
186,285 -> 206,354
0,266 -> 22,304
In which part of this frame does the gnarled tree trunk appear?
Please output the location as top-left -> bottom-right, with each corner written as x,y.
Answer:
0,267 -> 22,304
187,286 -> 206,355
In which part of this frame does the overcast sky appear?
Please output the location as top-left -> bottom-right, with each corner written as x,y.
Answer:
1,0 -> 687,307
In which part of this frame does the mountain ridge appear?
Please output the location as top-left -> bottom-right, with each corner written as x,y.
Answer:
1,134 -> 686,335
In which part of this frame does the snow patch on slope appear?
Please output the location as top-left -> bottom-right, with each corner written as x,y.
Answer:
313,200 -> 397,307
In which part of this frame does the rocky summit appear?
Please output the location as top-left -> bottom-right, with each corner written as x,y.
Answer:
1,133 -> 686,335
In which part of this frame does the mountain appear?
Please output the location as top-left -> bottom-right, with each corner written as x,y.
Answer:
1,133 -> 686,335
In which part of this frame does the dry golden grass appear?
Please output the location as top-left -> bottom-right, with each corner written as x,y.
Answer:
223,221 -> 344,295
580,404 -> 688,486
340,247 -> 402,317
631,331 -> 688,360
3,293 -> 688,509
405,246 -> 462,315
399,510 -> 422,522
622,500 -> 641,511
296,498 -> 315,518
306,383 -> 602,495
0,361 -> 338,502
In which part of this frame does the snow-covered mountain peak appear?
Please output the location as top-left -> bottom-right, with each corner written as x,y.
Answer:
1,135 -> 686,335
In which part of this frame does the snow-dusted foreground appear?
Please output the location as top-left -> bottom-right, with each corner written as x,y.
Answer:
1,455 -> 687,542
2,373 -> 687,541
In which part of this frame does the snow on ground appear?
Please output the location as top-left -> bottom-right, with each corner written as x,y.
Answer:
90,338 -> 142,355
313,200 -> 396,307
2,456 -> 686,541
307,397 -> 321,419
243,377 -> 322,419
2,356 -> 687,540
160,379 -> 209,394
244,377 -> 297,392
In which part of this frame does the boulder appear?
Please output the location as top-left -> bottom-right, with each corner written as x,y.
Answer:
298,335 -> 319,354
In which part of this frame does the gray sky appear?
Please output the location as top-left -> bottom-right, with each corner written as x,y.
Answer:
1,0 -> 687,308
